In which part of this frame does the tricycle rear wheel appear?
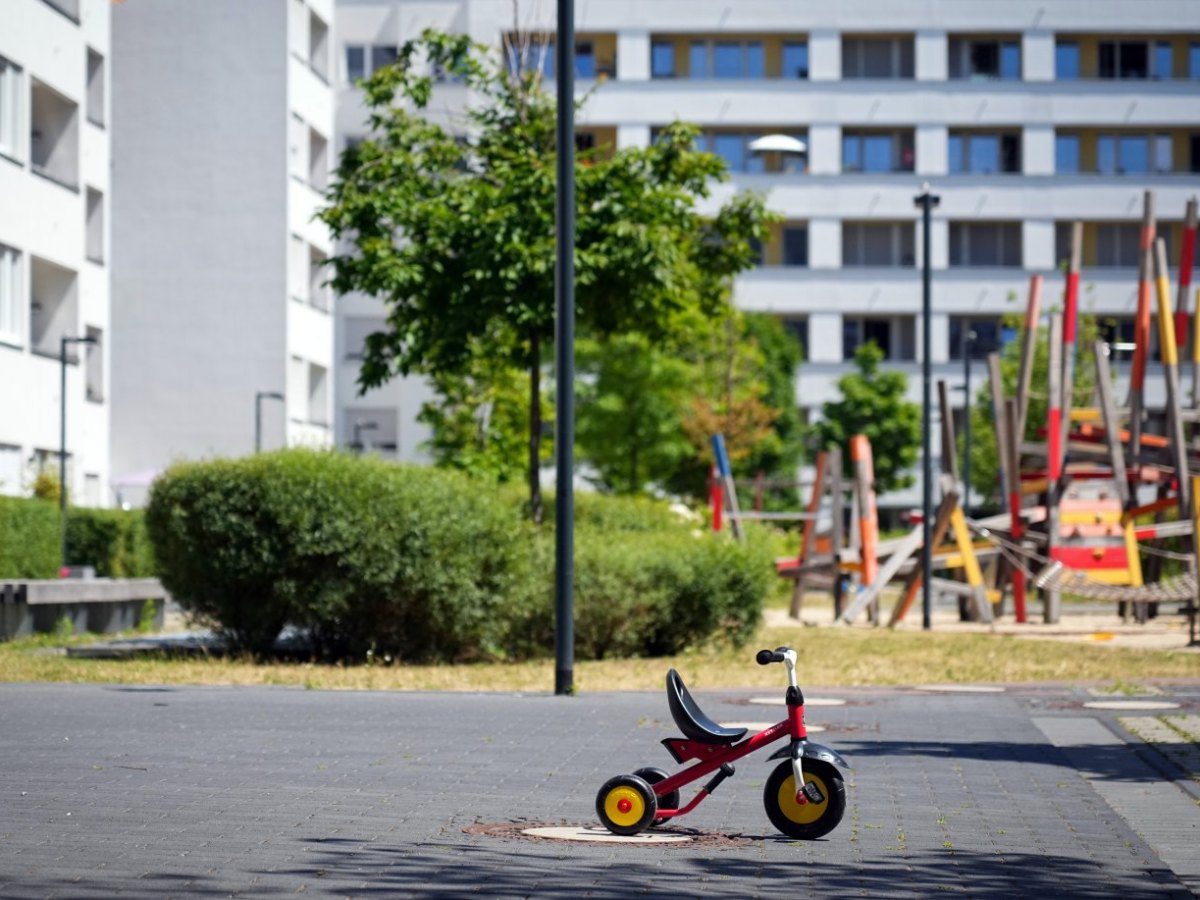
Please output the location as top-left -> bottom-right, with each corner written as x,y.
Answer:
596,774 -> 657,836
633,767 -> 680,826
763,758 -> 846,840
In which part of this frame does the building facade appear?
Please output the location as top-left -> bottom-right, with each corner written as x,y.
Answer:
110,0 -> 336,500
333,0 -> 1200,506
0,0 -> 111,504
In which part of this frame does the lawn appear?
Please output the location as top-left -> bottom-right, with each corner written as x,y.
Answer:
1,618 -> 1194,693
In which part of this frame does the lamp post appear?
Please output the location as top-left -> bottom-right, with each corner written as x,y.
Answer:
352,419 -> 378,454
255,391 -> 285,453
962,329 -> 976,519
914,185 -> 940,631
60,334 -> 97,572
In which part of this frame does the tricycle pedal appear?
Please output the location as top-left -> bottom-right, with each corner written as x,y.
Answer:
798,781 -> 825,805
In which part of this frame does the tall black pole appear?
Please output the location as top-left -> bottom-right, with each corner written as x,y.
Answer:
962,331 -> 973,520
553,0 -> 576,696
915,186 -> 939,631
59,336 -> 68,573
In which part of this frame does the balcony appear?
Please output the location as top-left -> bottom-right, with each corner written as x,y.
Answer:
650,34 -> 808,80
1055,35 -> 1200,81
30,78 -> 79,191
504,32 -> 617,81
30,256 -> 79,359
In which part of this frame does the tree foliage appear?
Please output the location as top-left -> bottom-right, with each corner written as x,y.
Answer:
814,342 -> 921,494
320,30 -> 773,520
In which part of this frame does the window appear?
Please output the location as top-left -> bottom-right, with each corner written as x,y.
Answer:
842,37 -> 914,79
308,245 -> 329,312
85,325 -> 102,402
30,78 -> 79,189
1095,224 -> 1143,267
289,234 -> 306,301
782,226 -> 808,267
345,408 -> 398,453
949,223 -> 1021,267
948,132 -> 1020,174
842,223 -> 915,267
308,127 -> 328,191
1055,42 -> 1080,79
0,444 -> 21,497
782,42 -> 809,79
30,256 -> 78,357
507,39 -> 597,79
0,57 -> 20,160
85,187 -> 103,263
288,113 -> 306,181
1055,134 -> 1080,173
949,317 -> 1013,361
1096,134 -> 1173,175
344,316 -> 385,359
308,10 -> 330,81
843,316 -> 915,360
948,38 -> 1020,80
86,49 -> 104,127
41,0 -> 79,22
308,362 -> 329,425
689,40 -> 764,78
651,41 -> 675,78
346,45 -> 366,82
1192,135 -> 1200,173
1191,43 -> 1200,79
0,244 -> 20,346
1099,40 -> 1149,79
842,131 -> 914,173
370,45 -> 398,74
1153,41 -> 1173,80
781,316 -> 808,354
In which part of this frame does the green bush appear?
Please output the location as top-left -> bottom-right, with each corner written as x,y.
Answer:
145,451 -> 769,662
0,497 -> 59,578
145,450 -> 538,659
573,529 -> 768,659
66,508 -> 155,577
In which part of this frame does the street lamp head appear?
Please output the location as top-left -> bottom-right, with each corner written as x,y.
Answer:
748,134 -> 808,156
257,391 -> 285,401
913,183 -> 941,207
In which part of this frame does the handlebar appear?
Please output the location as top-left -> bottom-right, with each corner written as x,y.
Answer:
756,647 -> 790,665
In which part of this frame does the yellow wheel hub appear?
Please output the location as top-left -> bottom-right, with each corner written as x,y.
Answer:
604,786 -> 646,828
777,773 -> 828,825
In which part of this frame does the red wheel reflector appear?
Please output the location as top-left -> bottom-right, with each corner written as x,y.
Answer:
795,791 -> 808,806
617,798 -> 632,813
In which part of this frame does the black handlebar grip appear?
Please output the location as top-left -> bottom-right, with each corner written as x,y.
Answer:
756,649 -> 786,665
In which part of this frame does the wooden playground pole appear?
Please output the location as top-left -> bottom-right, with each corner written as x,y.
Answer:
1004,397 -> 1027,623
1045,313 -> 1064,624
938,379 -> 958,482
1060,223 -> 1083,451
1094,340 -> 1131,509
789,450 -> 828,618
850,435 -> 879,621
1131,191 -> 1156,460
1015,274 -> 1043,443
1175,198 -> 1197,352
829,451 -> 847,619
1154,237 -> 1192,517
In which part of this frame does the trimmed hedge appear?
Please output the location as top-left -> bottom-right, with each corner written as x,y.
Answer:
145,450 -> 769,662
0,497 -> 59,578
66,509 -> 156,577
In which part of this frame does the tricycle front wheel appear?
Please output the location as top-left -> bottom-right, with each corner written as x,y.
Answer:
763,758 -> 846,840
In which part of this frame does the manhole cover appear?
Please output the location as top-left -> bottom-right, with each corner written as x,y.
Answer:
914,684 -> 1006,693
1083,700 -> 1181,711
464,823 -> 751,848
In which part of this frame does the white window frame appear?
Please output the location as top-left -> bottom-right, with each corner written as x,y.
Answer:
0,243 -> 23,347
0,56 -> 23,161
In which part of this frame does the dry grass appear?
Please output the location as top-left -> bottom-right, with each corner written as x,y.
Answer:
1,620 -> 1194,693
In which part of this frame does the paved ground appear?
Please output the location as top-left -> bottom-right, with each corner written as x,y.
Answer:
1,679 -> 1198,898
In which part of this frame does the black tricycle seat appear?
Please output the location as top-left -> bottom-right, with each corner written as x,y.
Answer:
666,668 -> 748,745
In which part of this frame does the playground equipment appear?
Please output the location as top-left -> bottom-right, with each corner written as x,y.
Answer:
594,647 -> 849,839
709,191 -> 1199,642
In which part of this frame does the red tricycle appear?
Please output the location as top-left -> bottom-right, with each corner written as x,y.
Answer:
595,646 -> 849,839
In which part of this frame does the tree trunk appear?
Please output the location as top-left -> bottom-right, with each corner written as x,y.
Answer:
528,331 -> 544,524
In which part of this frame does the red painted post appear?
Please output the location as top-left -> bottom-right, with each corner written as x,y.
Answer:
710,466 -> 723,532
1175,198 -> 1196,354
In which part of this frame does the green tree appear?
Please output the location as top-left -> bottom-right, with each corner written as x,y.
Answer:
320,30 -> 772,521
814,342 -> 921,494
737,314 -> 805,482
966,314 -> 1099,503
575,333 -> 693,494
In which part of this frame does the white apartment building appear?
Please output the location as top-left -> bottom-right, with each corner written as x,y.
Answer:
110,0 -> 336,498
335,1 -> 1200,506
0,0 -> 111,505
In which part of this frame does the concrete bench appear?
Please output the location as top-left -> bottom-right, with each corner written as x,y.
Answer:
0,579 -> 168,640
